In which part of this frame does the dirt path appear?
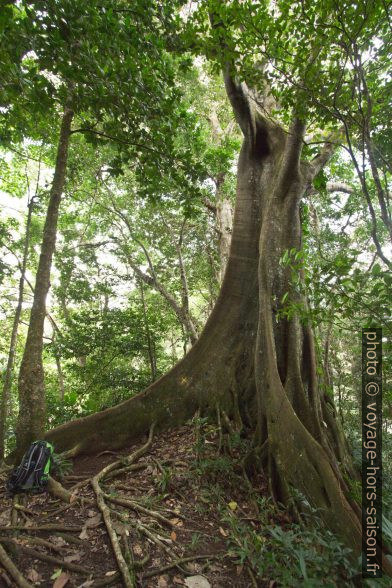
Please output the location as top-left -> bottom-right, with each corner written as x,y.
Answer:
0,422 -> 278,587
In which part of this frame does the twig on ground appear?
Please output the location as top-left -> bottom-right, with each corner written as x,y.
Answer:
0,542 -> 32,588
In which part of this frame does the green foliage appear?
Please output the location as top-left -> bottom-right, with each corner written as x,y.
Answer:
223,498 -> 359,586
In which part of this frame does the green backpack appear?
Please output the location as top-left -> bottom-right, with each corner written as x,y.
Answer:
7,440 -> 54,494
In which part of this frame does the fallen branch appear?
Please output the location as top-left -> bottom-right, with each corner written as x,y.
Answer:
0,543 -> 32,588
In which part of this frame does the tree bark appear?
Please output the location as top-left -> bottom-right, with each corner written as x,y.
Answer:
0,196 -> 35,461
15,106 -> 73,458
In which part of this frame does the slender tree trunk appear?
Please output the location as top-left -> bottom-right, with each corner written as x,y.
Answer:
139,279 -> 157,381
15,106 -> 73,457
55,355 -> 65,402
0,197 -> 35,461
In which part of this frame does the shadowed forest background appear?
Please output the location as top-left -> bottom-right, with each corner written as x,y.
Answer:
0,0 -> 391,586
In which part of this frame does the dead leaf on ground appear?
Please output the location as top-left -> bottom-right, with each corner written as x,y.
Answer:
27,568 -> 41,583
85,513 -> 102,528
170,530 -> 177,541
79,527 -> 89,540
53,572 -> 70,588
105,571 -> 117,577
219,526 -> 228,537
64,552 -> 81,563
49,535 -> 67,547
184,576 -> 211,588
133,543 -> 143,556
157,576 -> 169,587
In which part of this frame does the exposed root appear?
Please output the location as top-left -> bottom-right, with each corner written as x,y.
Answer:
13,504 -> 36,516
103,461 -> 147,482
0,542 -> 32,588
92,477 -> 134,587
60,444 -> 82,459
91,423 -> 156,588
14,534 -> 65,554
47,476 -> 77,503
0,524 -> 82,533
0,569 -> 13,587
104,493 -> 175,529
0,537 -> 91,574
132,520 -> 179,562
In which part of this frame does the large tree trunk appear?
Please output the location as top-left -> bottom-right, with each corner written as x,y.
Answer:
15,106 -> 73,458
43,84 -> 391,571
0,197 -> 35,461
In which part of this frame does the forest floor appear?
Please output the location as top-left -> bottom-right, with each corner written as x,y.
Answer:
0,419 -> 291,588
